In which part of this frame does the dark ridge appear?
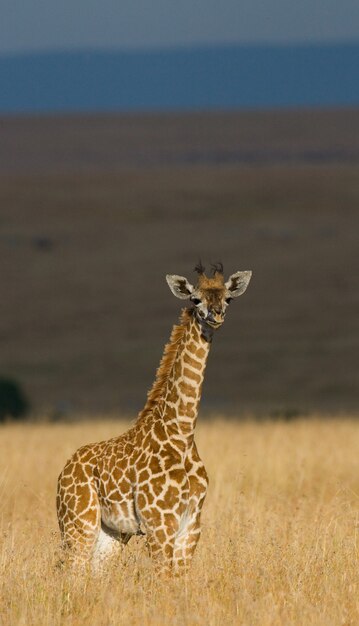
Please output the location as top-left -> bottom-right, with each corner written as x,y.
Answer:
0,42 -> 358,114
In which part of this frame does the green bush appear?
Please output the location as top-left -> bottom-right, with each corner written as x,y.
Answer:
0,378 -> 29,421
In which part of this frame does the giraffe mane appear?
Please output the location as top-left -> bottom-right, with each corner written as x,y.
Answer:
138,308 -> 192,420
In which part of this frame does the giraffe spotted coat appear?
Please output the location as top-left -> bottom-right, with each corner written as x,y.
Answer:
57,267 -> 252,572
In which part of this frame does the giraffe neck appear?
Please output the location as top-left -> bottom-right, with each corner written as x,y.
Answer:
163,309 -> 211,438
139,308 -> 211,441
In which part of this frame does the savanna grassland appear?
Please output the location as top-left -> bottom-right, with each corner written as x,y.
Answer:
1,416 -> 359,626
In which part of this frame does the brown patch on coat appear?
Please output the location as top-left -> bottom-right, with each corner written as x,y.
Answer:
137,493 -> 146,509
139,468 -> 150,482
73,464 -> 88,483
179,381 -> 197,399
183,352 -> 202,370
165,484 -> 180,506
196,347 -> 206,358
155,528 -> 166,542
178,400 -> 195,416
75,484 -> 91,512
151,474 -> 166,496
183,367 -> 201,384
167,384 -> 179,404
154,421 -> 167,442
163,513 -> 178,532
163,405 -> 177,421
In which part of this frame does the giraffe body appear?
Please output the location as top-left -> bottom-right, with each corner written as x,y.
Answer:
57,265 -> 251,572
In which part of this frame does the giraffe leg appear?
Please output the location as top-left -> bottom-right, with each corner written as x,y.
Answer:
145,529 -> 176,574
58,514 -> 100,568
172,504 -> 202,573
171,446 -> 209,573
57,466 -> 102,568
140,507 -> 180,573
91,527 -> 122,569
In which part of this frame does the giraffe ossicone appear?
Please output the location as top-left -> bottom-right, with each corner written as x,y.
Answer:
57,264 -> 252,572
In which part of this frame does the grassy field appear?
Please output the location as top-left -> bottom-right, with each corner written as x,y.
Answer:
1,416 -> 359,625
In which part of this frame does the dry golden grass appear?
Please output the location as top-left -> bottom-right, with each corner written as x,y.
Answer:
1,416 -> 359,625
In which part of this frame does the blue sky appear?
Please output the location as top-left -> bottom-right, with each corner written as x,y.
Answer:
1,0 -> 359,54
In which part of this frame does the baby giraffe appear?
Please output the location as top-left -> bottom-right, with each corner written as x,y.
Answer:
57,263 -> 252,572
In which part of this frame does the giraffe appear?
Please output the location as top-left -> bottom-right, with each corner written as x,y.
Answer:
56,263 -> 252,573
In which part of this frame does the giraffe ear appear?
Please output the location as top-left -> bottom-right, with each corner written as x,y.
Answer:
166,275 -> 195,300
225,271 -> 252,297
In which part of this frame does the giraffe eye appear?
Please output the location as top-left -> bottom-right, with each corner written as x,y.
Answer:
225,297 -> 233,304
191,298 -> 201,306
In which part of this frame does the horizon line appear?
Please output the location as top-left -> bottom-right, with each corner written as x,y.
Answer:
1,38 -> 359,59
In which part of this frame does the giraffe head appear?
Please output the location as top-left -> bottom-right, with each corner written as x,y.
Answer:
166,263 -> 252,329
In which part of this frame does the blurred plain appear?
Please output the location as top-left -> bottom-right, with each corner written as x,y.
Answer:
1,108 -> 358,416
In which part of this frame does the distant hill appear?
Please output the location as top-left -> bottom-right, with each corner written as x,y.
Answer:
0,42 -> 358,113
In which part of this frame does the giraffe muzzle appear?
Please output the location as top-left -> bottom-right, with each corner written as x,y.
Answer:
205,313 -> 223,328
